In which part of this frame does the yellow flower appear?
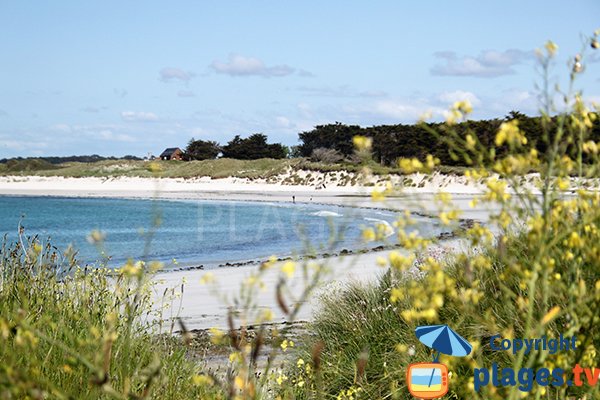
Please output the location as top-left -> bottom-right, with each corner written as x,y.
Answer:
390,287 -> 403,303
419,110 -> 433,121
435,192 -> 453,205
362,228 -> 376,242
439,210 -> 461,226
495,120 -> 527,147
425,154 -> 439,170
192,374 -> 214,386
389,251 -> 414,271
149,261 -> 163,273
465,134 -> 476,150
87,229 -> 106,244
396,344 -> 408,353
280,339 -> 294,351
545,40 -> 558,57
260,309 -> 274,322
398,158 -> 424,174
199,272 -> 215,285
229,351 -> 243,363
557,178 -> 570,191
120,259 -> 144,277
541,306 -> 561,325
234,376 -> 245,390
445,108 -> 462,125
148,161 -> 162,173
276,372 -> 288,385
209,327 -> 225,344
583,141 -> 598,154
352,135 -> 372,151
281,261 -> 296,278
454,99 -> 473,115
260,255 -> 278,271
371,181 -> 393,201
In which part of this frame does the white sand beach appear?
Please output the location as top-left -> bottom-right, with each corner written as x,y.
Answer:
0,173 -> 498,330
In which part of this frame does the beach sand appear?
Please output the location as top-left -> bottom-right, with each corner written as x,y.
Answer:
0,174 -> 497,330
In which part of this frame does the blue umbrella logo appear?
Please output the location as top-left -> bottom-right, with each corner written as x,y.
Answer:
412,324 -> 472,391
415,324 -> 473,361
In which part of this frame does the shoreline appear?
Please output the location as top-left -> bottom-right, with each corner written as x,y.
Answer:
0,174 -> 493,330
0,174 -> 495,216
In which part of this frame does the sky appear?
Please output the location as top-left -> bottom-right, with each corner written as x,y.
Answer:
1,1 -> 599,158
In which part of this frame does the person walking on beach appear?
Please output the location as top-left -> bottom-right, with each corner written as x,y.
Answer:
292,195 -> 296,204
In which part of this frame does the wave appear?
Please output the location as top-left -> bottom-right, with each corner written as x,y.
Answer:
311,210 -> 342,217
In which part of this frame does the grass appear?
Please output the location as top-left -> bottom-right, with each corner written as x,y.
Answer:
286,228 -> 600,399
0,237 -> 220,399
0,158 -> 301,179
0,158 -> 59,173
0,157 -> 469,180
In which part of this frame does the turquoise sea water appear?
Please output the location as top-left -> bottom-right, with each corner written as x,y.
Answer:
0,196 -> 448,269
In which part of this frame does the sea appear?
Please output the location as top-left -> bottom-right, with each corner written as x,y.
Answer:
0,196 -> 449,270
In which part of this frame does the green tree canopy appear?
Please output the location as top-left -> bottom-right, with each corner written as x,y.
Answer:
221,134 -> 286,159
184,139 -> 221,160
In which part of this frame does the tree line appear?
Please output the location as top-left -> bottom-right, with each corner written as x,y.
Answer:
184,133 -> 288,160
184,112 -> 599,166
296,111 -> 600,166
4,112 -> 597,167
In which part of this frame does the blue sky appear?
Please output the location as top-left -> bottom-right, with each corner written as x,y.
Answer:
1,1 -> 599,158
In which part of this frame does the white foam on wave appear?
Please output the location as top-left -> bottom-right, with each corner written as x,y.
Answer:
311,210 -> 342,217
364,217 -> 395,237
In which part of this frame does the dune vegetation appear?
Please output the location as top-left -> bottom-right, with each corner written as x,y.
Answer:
1,33 -> 600,400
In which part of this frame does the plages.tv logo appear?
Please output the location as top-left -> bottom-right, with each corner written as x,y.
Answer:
406,324 -> 473,399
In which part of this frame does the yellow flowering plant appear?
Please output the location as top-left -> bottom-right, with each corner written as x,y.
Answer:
287,31 -> 600,400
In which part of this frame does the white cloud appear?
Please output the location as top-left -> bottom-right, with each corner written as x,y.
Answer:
297,103 -> 313,119
274,116 -> 293,128
296,85 -> 388,98
120,111 -> 159,122
159,67 -> 195,83
210,54 -> 296,77
486,89 -> 537,115
0,138 -> 50,151
370,101 -> 445,120
50,123 -> 72,133
190,127 -> 207,137
431,49 -> 532,77
97,130 -> 135,142
437,90 -> 481,106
